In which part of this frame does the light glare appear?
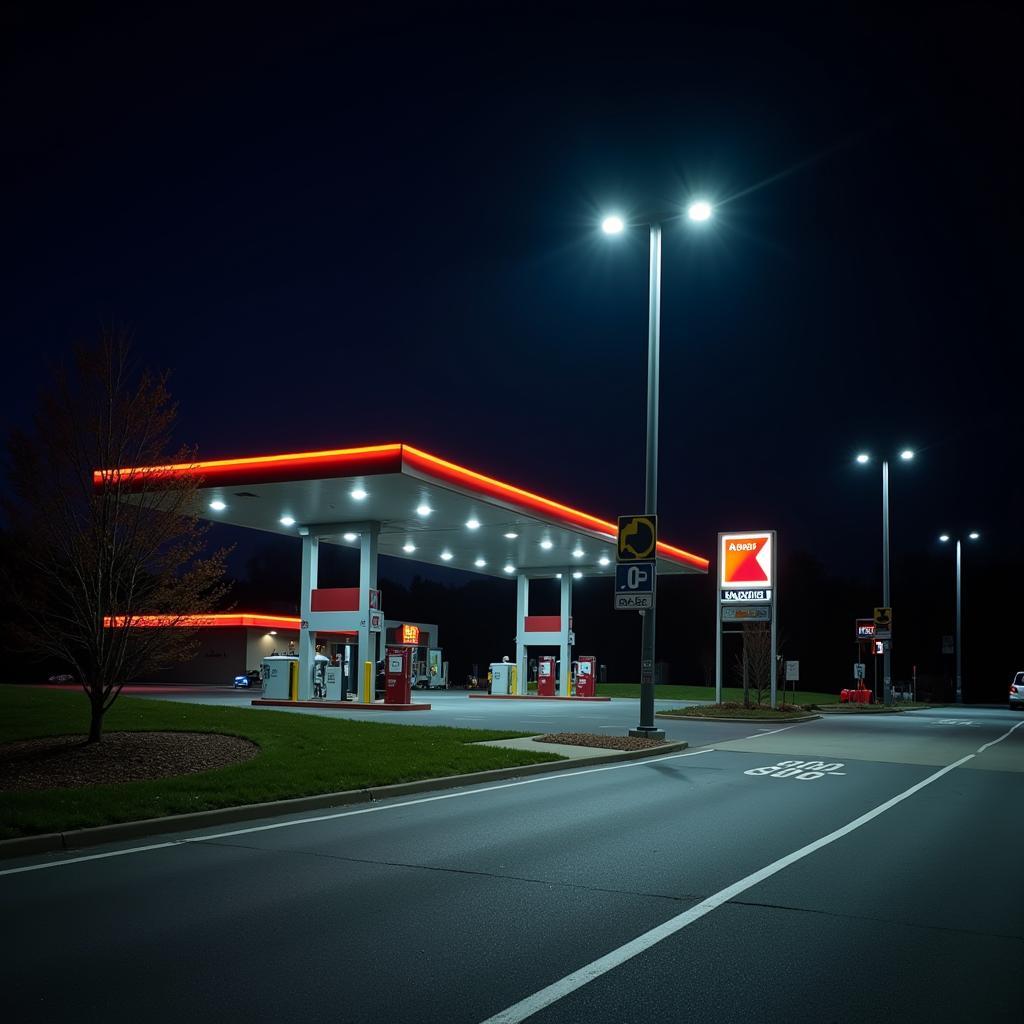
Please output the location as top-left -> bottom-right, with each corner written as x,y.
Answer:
939,534 -> 950,542
900,450 -> 915,461
209,499 -> 226,511
466,518 -> 481,530
968,531 -> 980,540
856,453 -> 870,464
351,487 -> 368,500
402,541 -> 416,553
504,532 -> 518,539
474,558 -> 486,568
343,532 -> 358,542
503,564 -> 515,574
601,214 -> 624,235
416,504 -> 432,517
687,199 -> 712,222
440,551 -> 453,561
279,516 -> 296,527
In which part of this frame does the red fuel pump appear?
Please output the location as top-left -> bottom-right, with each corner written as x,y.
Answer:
385,645 -> 412,704
575,655 -> 597,697
537,655 -> 556,697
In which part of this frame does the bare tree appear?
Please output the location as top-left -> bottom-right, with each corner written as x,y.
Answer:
4,331 -> 231,742
732,623 -> 772,705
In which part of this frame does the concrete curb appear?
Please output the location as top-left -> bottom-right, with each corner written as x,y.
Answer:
655,712 -> 820,723
0,740 -> 687,860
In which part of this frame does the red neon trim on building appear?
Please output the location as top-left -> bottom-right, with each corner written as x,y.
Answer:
104,613 -> 303,630
94,442 -> 709,572
93,444 -> 404,489
401,446 -> 709,571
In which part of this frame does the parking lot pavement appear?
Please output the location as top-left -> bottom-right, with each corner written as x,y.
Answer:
3,705 -> 1020,1023
132,686 -> 812,745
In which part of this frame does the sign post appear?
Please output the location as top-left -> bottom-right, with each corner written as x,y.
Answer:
716,531 -> 778,708
617,515 -> 661,738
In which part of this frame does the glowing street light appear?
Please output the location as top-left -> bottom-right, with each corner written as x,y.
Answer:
601,196 -> 713,731
687,199 -> 713,222
937,530 -> 980,703
855,448 -> 917,704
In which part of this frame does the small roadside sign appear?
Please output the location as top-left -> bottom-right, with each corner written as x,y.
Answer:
855,618 -> 876,639
617,515 -> 657,562
722,605 -> 771,622
614,560 -> 655,610
874,607 -> 892,628
942,635 -> 954,654
854,662 -> 866,680
785,661 -> 799,682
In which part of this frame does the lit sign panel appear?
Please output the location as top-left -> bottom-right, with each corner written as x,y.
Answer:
719,532 -> 774,589
401,624 -> 420,644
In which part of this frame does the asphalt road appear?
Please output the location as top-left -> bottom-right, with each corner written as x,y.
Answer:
2,705 -> 1021,1023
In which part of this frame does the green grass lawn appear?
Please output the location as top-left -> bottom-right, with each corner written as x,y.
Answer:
0,686 -> 561,840
597,683 -> 835,704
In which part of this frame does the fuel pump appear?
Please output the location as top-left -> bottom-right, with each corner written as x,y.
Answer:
385,645 -> 412,704
537,655 -> 556,697
575,655 -> 597,697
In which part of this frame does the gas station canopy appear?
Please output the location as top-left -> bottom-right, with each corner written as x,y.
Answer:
97,443 -> 708,579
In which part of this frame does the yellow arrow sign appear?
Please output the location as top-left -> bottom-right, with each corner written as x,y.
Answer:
617,515 -> 657,561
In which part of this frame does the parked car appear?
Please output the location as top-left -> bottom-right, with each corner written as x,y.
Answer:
1010,672 -> 1024,710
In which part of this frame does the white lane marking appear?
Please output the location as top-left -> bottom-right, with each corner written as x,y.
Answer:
478,750 -> 976,1024
742,724 -> 801,740
977,718 -> 1024,753
744,760 -> 846,781
0,749 -> 715,876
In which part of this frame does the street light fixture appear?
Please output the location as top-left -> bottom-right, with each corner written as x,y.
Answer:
602,198 -> 713,737
687,199 -> 713,222
938,531 -> 980,704
856,448 -> 915,704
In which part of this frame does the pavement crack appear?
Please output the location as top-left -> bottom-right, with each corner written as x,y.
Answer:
197,839 -> 702,904
727,896 -> 1024,942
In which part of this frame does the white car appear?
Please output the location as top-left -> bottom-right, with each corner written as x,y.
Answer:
1010,672 -> 1024,710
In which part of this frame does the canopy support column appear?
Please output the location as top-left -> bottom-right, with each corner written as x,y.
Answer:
298,534 -> 319,700
357,524 -> 380,702
559,573 -> 573,696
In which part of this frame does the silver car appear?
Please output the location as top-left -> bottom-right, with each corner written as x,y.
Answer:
1010,672 -> 1024,710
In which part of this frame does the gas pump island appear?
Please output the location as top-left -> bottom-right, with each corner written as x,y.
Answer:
97,443 -> 708,709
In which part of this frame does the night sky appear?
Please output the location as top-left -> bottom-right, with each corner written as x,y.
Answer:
3,4 -> 1020,695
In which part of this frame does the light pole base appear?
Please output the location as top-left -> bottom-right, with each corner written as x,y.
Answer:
629,726 -> 666,741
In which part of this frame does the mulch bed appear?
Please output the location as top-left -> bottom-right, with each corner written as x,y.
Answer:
0,732 -> 260,792
534,732 -> 668,751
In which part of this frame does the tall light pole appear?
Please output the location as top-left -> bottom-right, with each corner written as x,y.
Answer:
603,199 -> 712,737
856,448 -> 914,704
939,531 -> 979,703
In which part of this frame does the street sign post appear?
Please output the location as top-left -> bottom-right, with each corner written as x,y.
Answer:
873,606 -> 892,640
785,661 -> 799,682
614,561 -> 656,610
716,531 -> 778,708
854,662 -> 866,680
